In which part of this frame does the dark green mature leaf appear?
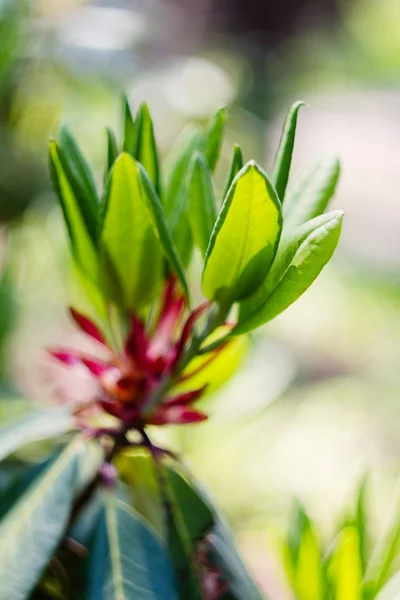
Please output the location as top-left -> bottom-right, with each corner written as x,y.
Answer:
209,520 -> 265,600
169,465 -> 263,600
272,101 -> 305,201
0,437 -> 100,600
122,93 -> 136,155
164,126 -> 201,268
223,144 -> 244,199
283,157 -> 341,229
161,468 -> 204,600
100,153 -> 163,311
88,487 -> 177,600
105,127 -> 119,178
49,141 -> 98,279
204,107 -> 227,172
236,210 -> 343,333
135,102 -> 161,195
0,406 -> 74,464
0,456 -> 56,522
60,127 -> 99,220
186,151 -> 217,258
202,161 -> 282,305
139,164 -> 190,302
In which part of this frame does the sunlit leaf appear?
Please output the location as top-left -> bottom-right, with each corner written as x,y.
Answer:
173,326 -> 249,397
186,151 -> 217,258
49,141 -> 98,279
135,102 -> 161,195
99,153 -> 163,310
0,437 -> 100,600
203,107 -> 227,172
332,527 -> 362,600
236,210 -> 343,333
272,101 -> 305,201
283,157 -> 341,229
88,487 -> 177,600
202,162 -> 282,305
294,517 -> 323,600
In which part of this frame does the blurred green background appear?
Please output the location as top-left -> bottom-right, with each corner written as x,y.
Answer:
2,0 -> 400,596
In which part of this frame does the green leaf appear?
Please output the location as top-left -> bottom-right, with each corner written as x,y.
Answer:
164,126 -> 201,268
283,157 -> 341,229
332,527 -> 362,600
294,519 -> 324,600
49,141 -> 98,279
161,468 -> 204,600
186,151 -> 217,258
272,101 -> 305,201
105,127 -> 119,177
0,437 -> 99,600
202,161 -> 282,305
363,501 -> 400,597
122,93 -> 136,154
139,164 -> 190,302
89,487 -> 177,599
223,144 -> 244,199
135,102 -> 161,195
59,127 -> 99,220
99,153 -> 163,310
0,406 -> 74,464
172,466 -> 263,600
204,106 -> 227,172
236,210 -> 343,333
355,478 -> 368,576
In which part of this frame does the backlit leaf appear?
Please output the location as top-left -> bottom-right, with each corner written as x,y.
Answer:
236,210 -> 343,333
202,161 -> 282,305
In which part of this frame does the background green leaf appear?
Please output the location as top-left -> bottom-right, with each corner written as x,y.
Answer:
223,144 -> 244,199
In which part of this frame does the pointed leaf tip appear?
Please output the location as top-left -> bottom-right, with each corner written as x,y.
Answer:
272,101 -> 306,202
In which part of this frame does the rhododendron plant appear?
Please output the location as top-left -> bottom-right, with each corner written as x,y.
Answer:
0,97 -> 343,599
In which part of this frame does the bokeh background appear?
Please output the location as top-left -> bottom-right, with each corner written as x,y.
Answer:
2,0 -> 400,597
